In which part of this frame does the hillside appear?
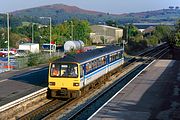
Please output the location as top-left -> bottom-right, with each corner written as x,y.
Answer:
7,4 -> 180,26
13,4 -> 104,15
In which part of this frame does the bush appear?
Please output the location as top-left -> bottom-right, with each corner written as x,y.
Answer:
27,53 -> 39,66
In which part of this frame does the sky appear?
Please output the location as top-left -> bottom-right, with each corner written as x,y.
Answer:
0,0 -> 179,14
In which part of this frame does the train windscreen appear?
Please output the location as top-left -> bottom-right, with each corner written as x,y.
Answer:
50,63 -> 78,78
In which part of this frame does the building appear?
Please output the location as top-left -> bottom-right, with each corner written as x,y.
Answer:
90,25 -> 123,44
143,26 -> 155,37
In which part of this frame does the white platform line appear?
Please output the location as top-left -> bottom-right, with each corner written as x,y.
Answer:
88,60 -> 156,120
0,79 -> 8,83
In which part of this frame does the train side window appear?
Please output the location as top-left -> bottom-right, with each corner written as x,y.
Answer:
115,53 -> 119,59
113,54 -> 115,61
102,56 -> 106,65
93,60 -> 97,69
91,61 -> 94,69
89,62 -> 92,71
110,55 -> 112,62
99,58 -> 102,66
101,57 -> 103,65
86,63 -> 89,73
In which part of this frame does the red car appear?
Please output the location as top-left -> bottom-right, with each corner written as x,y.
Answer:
0,52 -> 7,57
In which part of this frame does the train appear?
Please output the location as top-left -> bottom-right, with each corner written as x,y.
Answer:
48,45 -> 124,98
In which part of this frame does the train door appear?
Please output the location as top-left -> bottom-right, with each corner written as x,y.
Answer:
80,64 -> 85,87
105,55 -> 108,73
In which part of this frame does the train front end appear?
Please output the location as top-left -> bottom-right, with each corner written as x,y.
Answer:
48,62 -> 81,98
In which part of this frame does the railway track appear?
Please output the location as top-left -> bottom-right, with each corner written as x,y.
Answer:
60,45 -> 169,120
0,43 -> 169,120
18,99 -> 73,120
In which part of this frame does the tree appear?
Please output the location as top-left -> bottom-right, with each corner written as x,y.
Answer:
148,35 -> 159,46
0,29 -> 7,48
168,20 -> 180,47
9,33 -> 22,48
105,20 -> 117,27
128,24 -> 139,37
52,19 -> 91,45
154,25 -> 172,42
175,20 -> 180,46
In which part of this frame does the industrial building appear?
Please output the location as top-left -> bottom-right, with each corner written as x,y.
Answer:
90,25 -> 123,44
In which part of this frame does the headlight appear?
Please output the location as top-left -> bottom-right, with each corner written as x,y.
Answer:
49,82 -> 55,86
73,83 -> 79,86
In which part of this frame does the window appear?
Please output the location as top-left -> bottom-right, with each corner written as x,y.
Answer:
50,63 -> 78,78
51,64 -> 60,77
102,57 -> 106,65
110,52 -> 120,63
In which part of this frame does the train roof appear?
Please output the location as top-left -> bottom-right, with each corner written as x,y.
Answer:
53,45 -> 123,64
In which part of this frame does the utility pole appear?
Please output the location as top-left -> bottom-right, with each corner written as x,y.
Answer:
7,13 -> 10,71
32,23 -> 34,43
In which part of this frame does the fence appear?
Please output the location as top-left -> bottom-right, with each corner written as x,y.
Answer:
0,52 -> 64,73
15,52 -> 64,69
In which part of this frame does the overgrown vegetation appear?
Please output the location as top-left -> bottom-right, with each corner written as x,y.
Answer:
123,23 -> 176,54
169,19 -> 180,47
27,53 -> 40,66
0,19 -> 92,49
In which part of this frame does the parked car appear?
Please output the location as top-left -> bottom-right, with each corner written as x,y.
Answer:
0,48 -> 17,55
0,52 -> 7,57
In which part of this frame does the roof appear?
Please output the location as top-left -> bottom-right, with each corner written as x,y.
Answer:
91,25 -> 123,30
53,45 -> 123,64
19,43 -> 39,45
143,26 -> 155,33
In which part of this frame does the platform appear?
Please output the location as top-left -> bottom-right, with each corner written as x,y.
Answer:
90,60 -> 180,120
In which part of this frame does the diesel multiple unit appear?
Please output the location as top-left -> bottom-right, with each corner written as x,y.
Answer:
48,45 -> 124,98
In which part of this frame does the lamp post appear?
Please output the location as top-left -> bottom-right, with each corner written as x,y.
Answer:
31,23 -> 35,43
7,13 -> 10,71
40,17 -> 52,56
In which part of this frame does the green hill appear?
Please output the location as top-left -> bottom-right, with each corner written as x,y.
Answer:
0,4 -> 179,27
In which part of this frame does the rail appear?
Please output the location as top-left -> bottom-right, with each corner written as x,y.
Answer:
63,45 -> 169,119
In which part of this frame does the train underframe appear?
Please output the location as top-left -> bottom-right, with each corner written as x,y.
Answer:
47,88 -> 81,98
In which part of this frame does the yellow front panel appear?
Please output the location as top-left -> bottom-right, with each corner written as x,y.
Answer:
48,63 -> 81,91
49,77 -> 80,90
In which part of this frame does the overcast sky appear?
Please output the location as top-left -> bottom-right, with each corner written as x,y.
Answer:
0,0 -> 179,14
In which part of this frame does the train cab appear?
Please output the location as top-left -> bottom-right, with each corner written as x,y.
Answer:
48,62 -> 81,98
